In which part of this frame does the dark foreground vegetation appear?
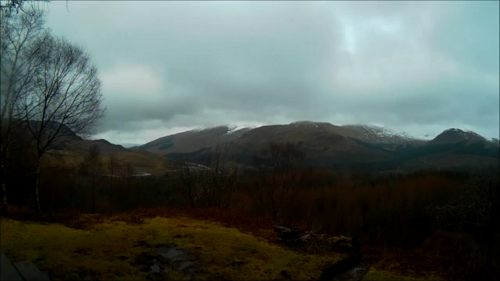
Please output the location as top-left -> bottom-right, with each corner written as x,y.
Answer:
1,139 -> 499,281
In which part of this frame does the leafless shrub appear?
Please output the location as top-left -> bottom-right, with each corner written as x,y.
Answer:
174,142 -> 239,209
253,141 -> 305,222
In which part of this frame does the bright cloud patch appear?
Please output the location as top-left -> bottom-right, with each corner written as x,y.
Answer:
101,64 -> 164,99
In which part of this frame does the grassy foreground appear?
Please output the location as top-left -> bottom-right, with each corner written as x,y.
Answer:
1,216 -> 343,281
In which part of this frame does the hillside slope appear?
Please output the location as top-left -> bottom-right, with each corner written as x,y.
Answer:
139,126 -> 251,155
48,138 -> 173,175
340,124 -> 425,145
229,122 -> 395,165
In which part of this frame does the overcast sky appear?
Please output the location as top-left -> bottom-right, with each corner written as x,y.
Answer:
44,1 -> 499,145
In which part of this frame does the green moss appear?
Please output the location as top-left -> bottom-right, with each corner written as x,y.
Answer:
1,217 -> 343,281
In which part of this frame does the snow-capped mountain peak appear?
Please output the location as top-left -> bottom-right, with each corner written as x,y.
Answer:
428,128 -> 487,144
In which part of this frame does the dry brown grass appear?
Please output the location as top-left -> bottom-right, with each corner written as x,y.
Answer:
105,206 -> 277,241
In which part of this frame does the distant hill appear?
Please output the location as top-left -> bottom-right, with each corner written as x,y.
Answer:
427,128 -> 487,145
138,125 -> 252,155
57,138 -> 173,175
5,123 -> 175,175
135,121 -> 498,173
92,139 -> 127,152
491,138 -> 500,147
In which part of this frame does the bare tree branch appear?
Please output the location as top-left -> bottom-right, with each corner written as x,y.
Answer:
0,6 -> 46,216
254,141 -> 305,222
12,33 -> 106,219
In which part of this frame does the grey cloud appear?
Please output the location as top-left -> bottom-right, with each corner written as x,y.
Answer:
429,1 -> 499,75
44,1 -> 499,143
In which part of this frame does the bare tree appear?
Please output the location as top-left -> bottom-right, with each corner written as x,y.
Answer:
80,145 -> 102,213
176,161 -> 199,207
1,7 -> 46,215
18,34 -> 105,220
174,142 -> 239,208
107,155 -> 119,214
199,142 -> 238,209
254,141 -> 305,222
0,0 -> 25,14
125,162 -> 134,179
0,0 -> 48,16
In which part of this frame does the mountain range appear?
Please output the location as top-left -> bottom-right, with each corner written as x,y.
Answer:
130,121 -> 498,173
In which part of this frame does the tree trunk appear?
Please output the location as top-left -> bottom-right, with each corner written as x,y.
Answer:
71,168 -> 77,212
109,176 -> 113,214
34,159 -> 42,221
1,142 -> 9,216
1,181 -> 8,216
92,179 -> 96,214
137,181 -> 143,209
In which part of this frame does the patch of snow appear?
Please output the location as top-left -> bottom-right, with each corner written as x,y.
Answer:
290,121 -> 316,126
368,125 -> 409,139
225,125 -> 253,135
346,124 -> 424,143
227,125 -> 239,133
188,125 -> 255,135
190,125 -> 229,133
464,129 -> 483,138
225,125 -> 242,135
